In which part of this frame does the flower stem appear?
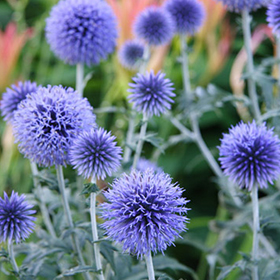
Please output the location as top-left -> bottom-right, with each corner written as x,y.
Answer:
132,113 -> 148,169
241,9 -> 261,121
251,184 -> 259,280
145,251 -> 155,280
30,161 -> 56,238
90,177 -> 105,280
8,242 -> 19,276
180,35 -> 191,99
56,165 -> 91,280
123,111 -> 136,163
76,63 -> 84,98
276,35 -> 280,95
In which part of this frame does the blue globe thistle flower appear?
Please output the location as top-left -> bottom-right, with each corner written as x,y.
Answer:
12,85 -> 96,167
164,0 -> 205,35
128,70 -> 175,117
101,169 -> 189,258
0,191 -> 36,243
267,0 -> 280,35
69,127 -> 122,180
118,40 -> 145,70
1,81 -> 38,122
218,0 -> 269,13
136,157 -> 163,173
45,0 -> 118,66
133,7 -> 174,46
219,121 -> 280,190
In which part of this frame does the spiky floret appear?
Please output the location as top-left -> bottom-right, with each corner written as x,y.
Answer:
45,0 -> 118,65
0,191 -> 36,243
69,127 -> 122,180
136,157 -> 163,173
164,0 -> 205,35
219,121 -> 280,190
101,169 -> 189,258
218,0 -> 269,13
118,40 -> 145,70
267,0 -> 280,35
128,70 -> 175,117
12,85 -> 96,167
133,6 -> 174,46
1,81 -> 38,122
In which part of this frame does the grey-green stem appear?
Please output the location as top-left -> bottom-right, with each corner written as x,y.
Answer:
241,9 -> 261,121
30,161 -> 56,238
276,35 -> 280,95
90,177 -> 105,280
180,35 -> 191,99
76,63 -> 84,98
132,113 -> 148,169
251,185 -> 259,280
56,166 -> 91,280
8,242 -> 19,276
145,251 -> 155,280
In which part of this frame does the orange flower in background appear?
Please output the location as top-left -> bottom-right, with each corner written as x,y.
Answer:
107,0 -> 165,47
0,22 -> 33,92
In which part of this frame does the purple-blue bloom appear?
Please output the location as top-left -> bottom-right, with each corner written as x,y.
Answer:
267,0 -> 280,35
219,121 -> 280,190
165,0 -> 205,35
133,6 -> 174,46
0,191 -> 36,243
128,70 -> 175,117
118,40 -> 145,70
45,0 -> 118,66
217,0 -> 269,12
136,157 -> 163,173
12,85 -> 96,167
101,169 -> 189,258
1,81 -> 38,122
69,127 -> 122,180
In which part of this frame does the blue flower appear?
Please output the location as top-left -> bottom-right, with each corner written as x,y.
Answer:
0,191 -> 36,243
45,0 -> 118,66
133,7 -> 174,46
1,81 -> 38,122
12,85 -> 96,167
135,157 -> 163,173
267,0 -> 280,35
101,169 -> 189,258
219,121 -> 280,190
165,0 -> 205,35
118,40 -> 145,70
128,70 -> 175,117
69,127 -> 122,180
217,0 -> 269,13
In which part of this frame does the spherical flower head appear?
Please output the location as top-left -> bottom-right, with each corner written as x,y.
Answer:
128,70 -> 175,117
218,121 -> 280,190
164,0 -> 205,35
267,0 -> 280,35
218,0 -> 269,13
69,127 -> 122,180
118,40 -> 145,70
0,191 -> 36,243
101,169 -> 189,258
45,0 -> 118,66
133,6 -> 175,46
12,85 -> 96,167
136,157 -> 163,173
1,81 -> 38,122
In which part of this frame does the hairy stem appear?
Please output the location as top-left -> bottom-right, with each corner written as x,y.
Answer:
241,10 -> 261,121
145,251 -> 155,280
251,185 -> 259,280
8,242 -> 19,276
56,166 -> 91,280
90,177 -> 105,280
76,63 -> 84,97
123,111 -> 136,163
132,113 -> 148,169
30,161 -> 56,238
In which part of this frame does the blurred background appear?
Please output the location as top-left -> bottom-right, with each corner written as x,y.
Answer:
0,0 -> 274,278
